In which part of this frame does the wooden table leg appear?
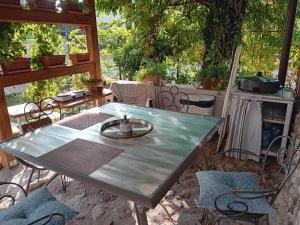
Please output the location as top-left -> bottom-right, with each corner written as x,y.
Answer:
134,203 -> 149,225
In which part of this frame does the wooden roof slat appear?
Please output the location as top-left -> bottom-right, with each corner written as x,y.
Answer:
0,63 -> 95,88
0,7 -> 93,25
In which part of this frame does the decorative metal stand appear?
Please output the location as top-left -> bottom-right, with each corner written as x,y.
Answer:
100,118 -> 153,139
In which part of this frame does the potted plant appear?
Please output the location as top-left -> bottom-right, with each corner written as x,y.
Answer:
42,54 -> 65,68
27,0 -> 56,11
0,0 -> 21,8
29,25 -> 65,69
0,23 -> 31,74
69,53 -> 90,64
81,75 -> 104,95
134,62 -> 166,86
60,0 -> 89,14
198,62 -> 229,90
67,28 -> 90,65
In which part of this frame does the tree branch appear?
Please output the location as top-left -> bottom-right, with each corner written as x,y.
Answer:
169,0 -> 212,7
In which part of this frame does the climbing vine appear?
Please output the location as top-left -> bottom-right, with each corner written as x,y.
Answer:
200,0 -> 247,81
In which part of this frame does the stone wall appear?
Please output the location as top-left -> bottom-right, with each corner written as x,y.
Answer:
270,112 -> 300,225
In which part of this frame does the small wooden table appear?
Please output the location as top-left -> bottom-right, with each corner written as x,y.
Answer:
7,88 -> 112,127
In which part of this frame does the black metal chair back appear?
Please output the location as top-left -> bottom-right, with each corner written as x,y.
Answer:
19,95 -> 63,193
207,135 -> 300,225
23,94 -> 62,132
259,135 -> 300,204
154,86 -> 190,112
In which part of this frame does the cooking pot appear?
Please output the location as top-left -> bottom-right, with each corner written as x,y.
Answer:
238,76 -> 281,93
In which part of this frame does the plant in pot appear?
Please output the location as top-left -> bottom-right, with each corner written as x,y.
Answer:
134,61 -> 167,86
60,0 -> 89,14
29,24 -> 65,69
0,23 -> 31,74
67,28 -> 90,65
27,0 -> 56,11
198,62 -> 229,90
0,0 -> 21,8
81,74 -> 103,95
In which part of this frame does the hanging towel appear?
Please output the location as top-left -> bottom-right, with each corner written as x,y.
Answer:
225,95 -> 262,161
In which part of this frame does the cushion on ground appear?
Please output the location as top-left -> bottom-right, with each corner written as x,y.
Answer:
196,171 -> 275,215
0,187 -> 77,225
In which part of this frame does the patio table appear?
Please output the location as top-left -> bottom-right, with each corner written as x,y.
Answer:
0,102 -> 221,225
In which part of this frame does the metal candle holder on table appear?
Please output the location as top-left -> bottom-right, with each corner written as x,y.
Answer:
100,118 -> 153,139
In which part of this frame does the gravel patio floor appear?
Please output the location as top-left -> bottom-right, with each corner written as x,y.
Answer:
0,135 -> 278,225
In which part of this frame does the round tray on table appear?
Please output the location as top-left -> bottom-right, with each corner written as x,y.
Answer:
100,119 -> 153,139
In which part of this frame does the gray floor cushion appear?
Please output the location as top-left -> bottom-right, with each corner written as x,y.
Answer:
196,171 -> 275,215
0,187 -> 77,225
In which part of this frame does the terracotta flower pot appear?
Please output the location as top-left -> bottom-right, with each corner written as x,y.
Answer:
70,53 -> 90,64
203,80 -> 226,90
0,0 -> 21,8
28,0 -> 56,11
84,81 -> 103,95
142,75 -> 161,86
42,55 -> 66,68
61,1 -> 82,13
1,58 -> 31,74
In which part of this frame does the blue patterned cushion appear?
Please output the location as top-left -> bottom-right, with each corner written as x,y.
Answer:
196,171 -> 275,215
0,187 -> 77,225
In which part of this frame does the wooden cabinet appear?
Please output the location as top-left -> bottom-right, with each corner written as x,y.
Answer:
231,88 -> 294,156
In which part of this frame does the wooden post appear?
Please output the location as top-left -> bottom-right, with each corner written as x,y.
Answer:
86,0 -> 101,79
0,88 -> 14,168
296,70 -> 300,97
278,0 -> 298,86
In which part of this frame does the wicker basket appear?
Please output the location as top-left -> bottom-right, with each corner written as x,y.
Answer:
186,94 -> 215,116
188,105 -> 214,116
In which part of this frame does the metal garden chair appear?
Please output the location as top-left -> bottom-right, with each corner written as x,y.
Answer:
18,95 -> 67,193
0,176 -> 76,225
148,85 -> 190,112
196,135 -> 300,225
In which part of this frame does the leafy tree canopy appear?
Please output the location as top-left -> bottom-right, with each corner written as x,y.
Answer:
96,0 -> 290,85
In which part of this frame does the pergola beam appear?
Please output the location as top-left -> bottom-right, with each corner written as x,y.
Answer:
0,63 -> 95,89
0,7 -> 93,25
278,0 -> 298,86
86,0 -> 102,79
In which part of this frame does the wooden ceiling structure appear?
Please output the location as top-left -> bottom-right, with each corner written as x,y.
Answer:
0,0 -> 101,168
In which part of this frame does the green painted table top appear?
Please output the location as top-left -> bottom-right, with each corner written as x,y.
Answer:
1,103 -> 221,208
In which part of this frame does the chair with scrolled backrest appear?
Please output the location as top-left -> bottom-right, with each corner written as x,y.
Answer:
196,135 -> 300,225
21,94 -> 62,133
152,85 -> 190,112
0,177 -> 76,225
17,95 -> 66,193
